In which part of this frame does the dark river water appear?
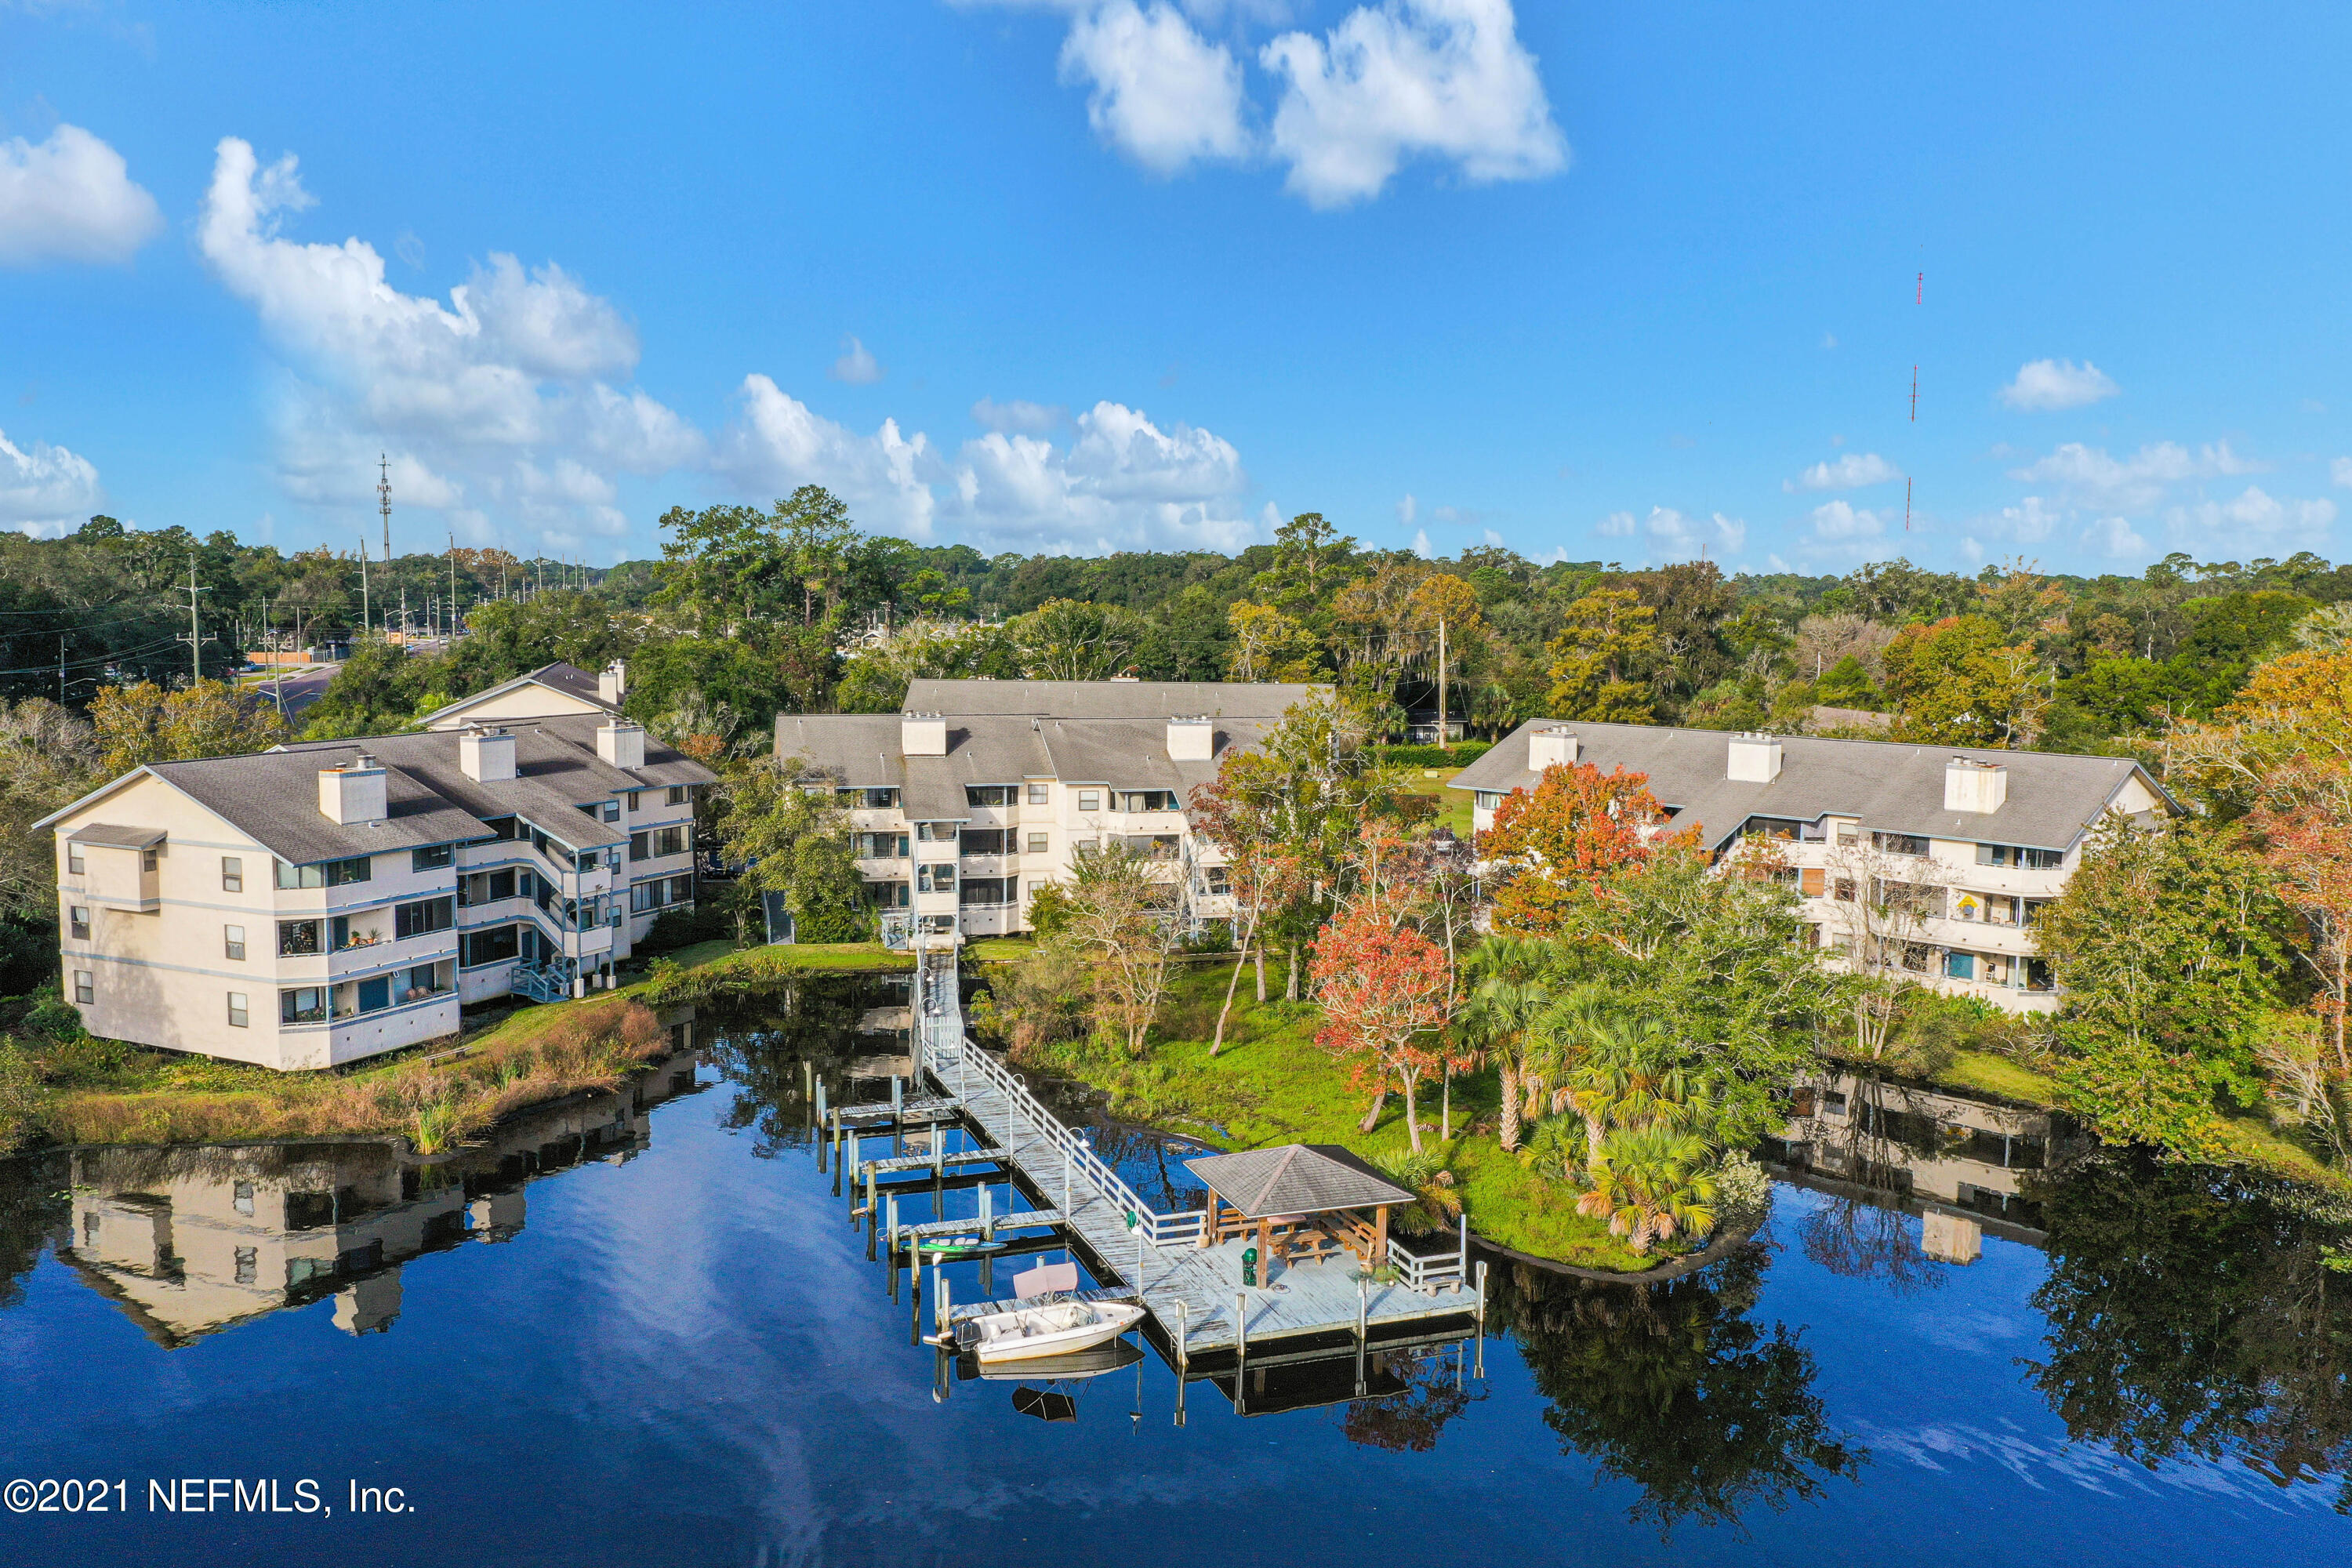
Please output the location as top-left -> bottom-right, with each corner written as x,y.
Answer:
2,977 -> 2348,1566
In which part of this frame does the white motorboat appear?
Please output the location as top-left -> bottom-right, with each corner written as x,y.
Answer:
954,1298 -> 1146,1364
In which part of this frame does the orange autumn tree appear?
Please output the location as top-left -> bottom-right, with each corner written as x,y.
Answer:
1479,761 -> 1696,936
2246,759 -> 2352,1080
1310,902 -> 1452,1153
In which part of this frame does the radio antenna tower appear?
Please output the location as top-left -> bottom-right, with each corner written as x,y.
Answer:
377,453 -> 393,562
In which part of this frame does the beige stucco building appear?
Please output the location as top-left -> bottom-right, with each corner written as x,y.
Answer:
775,679 -> 1322,944
38,663 -> 713,1069
1451,720 -> 2175,1012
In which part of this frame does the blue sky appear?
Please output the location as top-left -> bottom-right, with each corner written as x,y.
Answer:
3,2 -> 2349,576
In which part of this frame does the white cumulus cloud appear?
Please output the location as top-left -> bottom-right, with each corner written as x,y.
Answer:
2165,485 -> 2338,550
2006,441 -> 2258,513
942,399 -> 1260,551
1803,499 -> 1885,546
2331,456 -> 2352,488
829,335 -> 884,384
1998,358 -> 2120,412
716,375 -> 939,540
1785,452 -> 1898,492
1396,492 -> 1417,524
1595,505 -> 1743,562
0,124 -> 162,267
2081,515 -> 2147,558
0,426 -> 103,535
195,136 -> 701,554
1059,0 -> 1253,174
1260,0 -> 1566,208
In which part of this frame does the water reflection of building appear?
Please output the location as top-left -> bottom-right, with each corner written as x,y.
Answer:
1765,1071 -> 2079,1257
61,1044 -> 703,1348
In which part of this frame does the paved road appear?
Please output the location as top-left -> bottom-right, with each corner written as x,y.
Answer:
248,666 -> 336,721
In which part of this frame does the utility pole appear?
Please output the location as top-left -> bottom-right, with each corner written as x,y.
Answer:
1436,617 -> 1448,749
378,452 -> 393,563
58,634 -> 66,703
177,554 -> 211,686
449,532 -> 459,640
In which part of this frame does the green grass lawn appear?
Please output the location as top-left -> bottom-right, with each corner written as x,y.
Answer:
1028,960 -> 1657,1270
1400,771 -> 1475,838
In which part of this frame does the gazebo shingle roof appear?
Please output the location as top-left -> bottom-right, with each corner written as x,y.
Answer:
1183,1144 -> 1416,1219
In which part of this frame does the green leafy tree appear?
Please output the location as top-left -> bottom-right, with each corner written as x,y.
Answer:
1880,613 -> 2045,746
2034,818 -> 2289,1157
717,759 -> 868,942
1545,587 -> 1657,721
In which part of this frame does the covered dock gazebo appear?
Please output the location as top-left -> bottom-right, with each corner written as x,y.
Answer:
1183,1144 -> 1418,1279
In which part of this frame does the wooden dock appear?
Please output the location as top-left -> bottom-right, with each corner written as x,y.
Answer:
885,947 -> 1482,1359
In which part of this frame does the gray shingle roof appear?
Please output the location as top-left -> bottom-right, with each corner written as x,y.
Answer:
1184,1144 -> 1417,1218
1449,719 -> 2166,852
773,710 -> 1280,817
63,712 -> 720,869
902,678 -> 1323,719
66,823 -> 168,848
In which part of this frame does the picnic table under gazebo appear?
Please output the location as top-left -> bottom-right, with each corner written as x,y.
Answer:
1182,1144 -> 1421,1283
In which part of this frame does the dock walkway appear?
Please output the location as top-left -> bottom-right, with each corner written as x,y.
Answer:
901,949 -> 1481,1358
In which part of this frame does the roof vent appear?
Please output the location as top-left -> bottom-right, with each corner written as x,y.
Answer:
318,754 -> 388,826
596,719 -> 645,771
460,726 -> 517,784
1945,757 -> 2008,814
598,660 -> 627,706
1728,732 -> 1783,783
1528,726 -> 1580,771
1167,716 -> 1213,762
902,712 -> 948,757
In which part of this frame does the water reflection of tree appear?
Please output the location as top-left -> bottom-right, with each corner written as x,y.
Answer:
1794,1076 -> 1947,1295
2027,1150 -> 2352,1509
705,976 -> 887,1156
0,1151 -> 67,1308
1497,1246 -> 1864,1532
1338,1346 -> 1483,1452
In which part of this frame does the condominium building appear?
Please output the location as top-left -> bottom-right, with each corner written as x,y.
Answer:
775,679 -> 1322,943
39,670 -> 713,1070
1451,720 -> 2175,1012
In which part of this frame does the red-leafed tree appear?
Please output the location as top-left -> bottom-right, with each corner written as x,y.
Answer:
1310,903 -> 1453,1152
2247,760 -> 2352,1078
1479,761 -> 1697,936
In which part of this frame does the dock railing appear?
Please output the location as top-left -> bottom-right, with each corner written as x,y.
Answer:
923,1014 -> 1207,1249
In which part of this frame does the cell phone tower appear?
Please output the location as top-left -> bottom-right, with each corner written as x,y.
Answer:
378,452 -> 393,562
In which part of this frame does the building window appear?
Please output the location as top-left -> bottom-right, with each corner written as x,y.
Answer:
1205,866 -> 1231,895
862,880 -> 910,909
274,856 -> 371,890
227,992 -> 249,1028
1871,831 -> 1928,858
221,855 -> 243,892
628,831 -> 648,862
355,975 -> 392,1014
1120,789 -> 1180,812
1976,843 -> 2065,870
654,826 -> 687,858
1077,790 -> 1101,812
917,863 -> 956,893
626,789 -> 641,811
278,920 -> 322,957
224,924 -> 246,960
1027,782 -> 1049,804
666,786 -> 689,806
141,848 -> 158,873
67,906 -> 89,940
72,970 -> 93,1005
961,829 -> 1007,857
1027,831 -> 1048,855
402,964 -> 446,1002
965,785 -> 1016,807
460,924 -> 520,969
67,844 -> 85,875
668,874 -> 692,904
394,896 -> 456,938
601,800 -> 621,823
412,844 -> 454,872
630,881 -> 659,913
1945,951 -> 1976,981
279,986 -> 326,1024
960,877 -> 1008,907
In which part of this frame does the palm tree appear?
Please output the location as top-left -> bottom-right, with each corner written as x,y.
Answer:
1555,1000 -> 1705,1171
1459,936 -> 1554,1150
1577,1126 -> 1719,1256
